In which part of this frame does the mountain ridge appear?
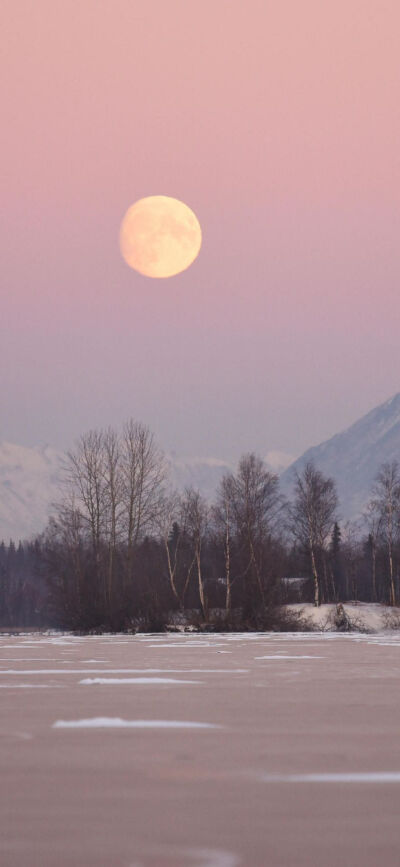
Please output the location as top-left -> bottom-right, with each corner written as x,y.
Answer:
281,392 -> 400,519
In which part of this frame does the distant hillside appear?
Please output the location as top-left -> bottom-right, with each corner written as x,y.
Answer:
281,393 -> 400,519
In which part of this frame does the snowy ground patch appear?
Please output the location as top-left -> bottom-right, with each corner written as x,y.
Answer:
131,847 -> 241,867
79,677 -> 202,685
53,718 -> 221,730
261,772 -> 400,783
0,667 -> 247,676
254,654 -> 324,660
285,602 -> 400,633
0,683 -> 63,689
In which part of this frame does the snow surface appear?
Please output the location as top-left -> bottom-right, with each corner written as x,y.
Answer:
147,642 -> 228,648
262,772 -> 400,783
254,655 -> 324,660
131,847 -> 241,867
131,848 -> 241,867
2,629 -> 400,866
79,677 -> 201,685
0,668 -> 248,675
53,718 -> 220,729
0,684 -> 62,688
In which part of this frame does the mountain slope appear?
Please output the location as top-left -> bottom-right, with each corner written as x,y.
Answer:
281,393 -> 400,519
0,442 -> 64,542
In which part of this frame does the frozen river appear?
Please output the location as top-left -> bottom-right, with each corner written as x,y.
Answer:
1,630 -> 400,866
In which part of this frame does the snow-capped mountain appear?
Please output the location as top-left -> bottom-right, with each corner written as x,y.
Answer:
264,450 -> 295,475
0,444 -> 293,542
168,456 -> 232,500
281,393 -> 400,519
0,442 -> 64,543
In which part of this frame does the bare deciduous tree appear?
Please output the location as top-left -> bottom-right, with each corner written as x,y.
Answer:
341,521 -> 362,602
213,474 -> 235,614
363,500 -> 382,602
225,454 -> 280,614
183,487 -> 209,619
370,461 -> 400,606
157,491 -> 191,609
58,421 -> 167,614
64,430 -> 110,611
289,462 -> 338,607
103,428 -> 122,604
120,421 -> 166,588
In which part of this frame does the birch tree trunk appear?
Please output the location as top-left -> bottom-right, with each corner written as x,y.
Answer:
310,546 -> 319,607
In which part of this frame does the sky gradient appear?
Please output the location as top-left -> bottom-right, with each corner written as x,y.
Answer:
2,0 -> 400,461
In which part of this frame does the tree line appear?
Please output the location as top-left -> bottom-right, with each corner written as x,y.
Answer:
2,419 -> 400,630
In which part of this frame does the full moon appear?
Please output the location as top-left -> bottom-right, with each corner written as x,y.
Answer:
119,195 -> 202,278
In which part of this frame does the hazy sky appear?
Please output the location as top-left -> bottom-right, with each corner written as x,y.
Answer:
2,0 -> 400,460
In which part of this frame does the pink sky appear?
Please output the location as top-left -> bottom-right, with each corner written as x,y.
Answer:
2,0 -> 400,459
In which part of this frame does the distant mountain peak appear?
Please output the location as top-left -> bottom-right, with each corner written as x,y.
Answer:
264,450 -> 294,473
281,392 -> 400,519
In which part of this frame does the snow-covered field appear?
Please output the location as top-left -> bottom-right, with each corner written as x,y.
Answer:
286,601 -> 400,632
1,630 -> 400,866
